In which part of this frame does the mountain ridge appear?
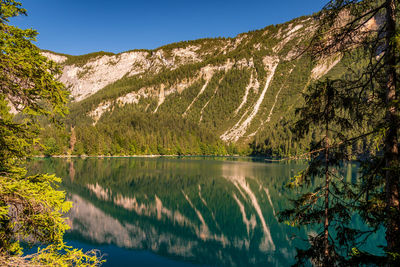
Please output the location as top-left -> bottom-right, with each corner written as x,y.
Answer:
40,14 -> 348,156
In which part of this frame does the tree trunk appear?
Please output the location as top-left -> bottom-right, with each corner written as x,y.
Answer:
384,0 -> 400,261
324,86 -> 330,265
324,136 -> 330,265
69,126 -> 76,155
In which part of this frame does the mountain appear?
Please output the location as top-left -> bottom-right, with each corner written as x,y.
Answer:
39,15 -> 357,156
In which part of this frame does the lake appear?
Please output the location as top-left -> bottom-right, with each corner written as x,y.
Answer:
27,157 -> 380,266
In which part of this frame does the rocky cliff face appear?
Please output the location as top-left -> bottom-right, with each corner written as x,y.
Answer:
47,47 -> 205,102
42,15 -> 347,155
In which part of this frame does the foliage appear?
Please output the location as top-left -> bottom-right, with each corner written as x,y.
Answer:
281,0 -> 400,265
279,78 -> 373,266
0,0 -> 103,265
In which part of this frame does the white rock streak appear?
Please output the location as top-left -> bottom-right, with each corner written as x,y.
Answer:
153,84 -> 165,113
198,83 -> 219,123
266,86 -> 283,123
264,68 -> 292,124
183,61 -> 234,116
221,58 -> 279,142
234,72 -> 259,115
88,101 -> 113,124
311,55 -> 342,80
183,79 -> 210,117
286,24 -> 303,36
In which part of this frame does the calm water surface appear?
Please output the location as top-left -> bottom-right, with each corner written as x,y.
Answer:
27,157 -> 378,266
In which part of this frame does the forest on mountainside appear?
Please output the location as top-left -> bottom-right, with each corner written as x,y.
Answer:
35,14 -> 378,158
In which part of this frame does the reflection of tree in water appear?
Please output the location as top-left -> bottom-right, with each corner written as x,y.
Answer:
27,158 -> 381,266
68,158 -> 75,182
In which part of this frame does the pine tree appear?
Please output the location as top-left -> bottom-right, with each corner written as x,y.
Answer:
283,0 -> 399,265
279,79 -> 364,266
0,1 -> 102,265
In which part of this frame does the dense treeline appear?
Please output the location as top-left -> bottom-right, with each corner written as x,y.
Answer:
39,109 -> 241,156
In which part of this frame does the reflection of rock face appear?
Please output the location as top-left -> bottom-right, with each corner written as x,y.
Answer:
68,194 -> 198,257
113,193 -> 195,228
67,192 -> 266,266
232,193 -> 257,237
29,158 -> 384,266
68,194 -> 135,248
86,183 -> 111,201
83,184 -> 229,247
221,163 -> 275,251
220,161 -> 257,179
181,190 -> 229,245
53,158 -> 305,266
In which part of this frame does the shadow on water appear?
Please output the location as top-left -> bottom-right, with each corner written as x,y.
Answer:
27,157 -> 384,267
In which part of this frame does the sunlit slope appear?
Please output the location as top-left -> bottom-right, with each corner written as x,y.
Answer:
43,14 -> 361,155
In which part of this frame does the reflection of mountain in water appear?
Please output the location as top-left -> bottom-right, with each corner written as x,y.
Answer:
27,158 -> 375,266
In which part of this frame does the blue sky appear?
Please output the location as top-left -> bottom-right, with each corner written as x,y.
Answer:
12,0 -> 327,55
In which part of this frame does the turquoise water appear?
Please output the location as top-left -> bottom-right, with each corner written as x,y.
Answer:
27,157 -> 381,266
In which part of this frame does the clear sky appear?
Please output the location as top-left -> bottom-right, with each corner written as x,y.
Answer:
11,0 -> 328,55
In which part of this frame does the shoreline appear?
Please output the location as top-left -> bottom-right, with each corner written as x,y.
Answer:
32,154 -> 248,158
29,154 -> 307,162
